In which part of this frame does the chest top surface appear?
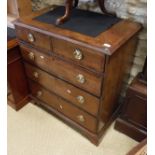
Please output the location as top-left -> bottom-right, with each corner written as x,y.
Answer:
14,6 -> 141,55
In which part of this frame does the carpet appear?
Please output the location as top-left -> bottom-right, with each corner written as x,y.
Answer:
8,103 -> 138,155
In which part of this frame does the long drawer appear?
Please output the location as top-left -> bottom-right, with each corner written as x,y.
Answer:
29,80 -> 98,132
20,45 -> 103,97
52,37 -> 105,72
25,63 -> 100,116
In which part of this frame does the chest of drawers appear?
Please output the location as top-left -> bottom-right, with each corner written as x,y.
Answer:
115,76 -> 147,142
14,6 -> 141,145
115,63 -> 147,142
7,27 -> 30,110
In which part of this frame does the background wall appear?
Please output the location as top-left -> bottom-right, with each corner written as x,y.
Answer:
32,0 -> 147,98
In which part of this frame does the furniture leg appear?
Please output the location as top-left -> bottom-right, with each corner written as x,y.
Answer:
73,0 -> 79,8
97,0 -> 115,16
56,0 -> 73,25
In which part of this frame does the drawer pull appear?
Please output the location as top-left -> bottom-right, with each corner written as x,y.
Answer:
76,74 -> 85,84
33,72 -> 39,78
28,33 -> 35,43
77,96 -> 85,104
77,115 -> 85,123
73,49 -> 83,60
37,91 -> 42,97
28,52 -> 35,60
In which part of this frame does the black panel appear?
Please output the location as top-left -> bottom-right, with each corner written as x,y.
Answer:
34,6 -> 120,37
7,27 -> 16,41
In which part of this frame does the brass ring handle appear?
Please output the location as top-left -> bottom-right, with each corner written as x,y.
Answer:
33,72 -> 39,78
73,49 -> 83,60
36,91 -> 42,97
76,74 -> 85,84
77,115 -> 85,123
76,96 -> 85,104
28,52 -> 35,60
27,33 -> 35,43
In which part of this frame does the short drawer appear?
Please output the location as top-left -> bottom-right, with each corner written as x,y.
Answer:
20,45 -> 50,73
25,63 -> 100,116
21,45 -> 103,96
15,26 -> 51,52
52,37 -> 105,72
29,80 -> 98,133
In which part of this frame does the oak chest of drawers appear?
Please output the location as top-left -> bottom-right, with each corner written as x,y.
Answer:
14,6 -> 141,145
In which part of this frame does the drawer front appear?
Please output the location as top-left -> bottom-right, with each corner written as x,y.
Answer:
15,26 -> 51,52
20,45 -> 50,73
29,80 -> 97,132
21,45 -> 103,96
48,56 -> 102,97
25,63 -> 100,116
52,38 -> 105,72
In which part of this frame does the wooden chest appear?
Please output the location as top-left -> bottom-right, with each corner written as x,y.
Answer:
14,6 -> 141,145
7,27 -> 30,110
115,74 -> 147,142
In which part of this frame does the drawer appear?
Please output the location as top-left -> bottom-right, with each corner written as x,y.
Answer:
52,38 -> 105,72
25,63 -> 100,116
20,45 -> 50,73
15,26 -> 51,52
21,45 -> 103,96
29,80 -> 97,132
48,56 -> 102,97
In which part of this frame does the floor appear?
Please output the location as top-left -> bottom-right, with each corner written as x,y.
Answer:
8,103 -> 138,155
